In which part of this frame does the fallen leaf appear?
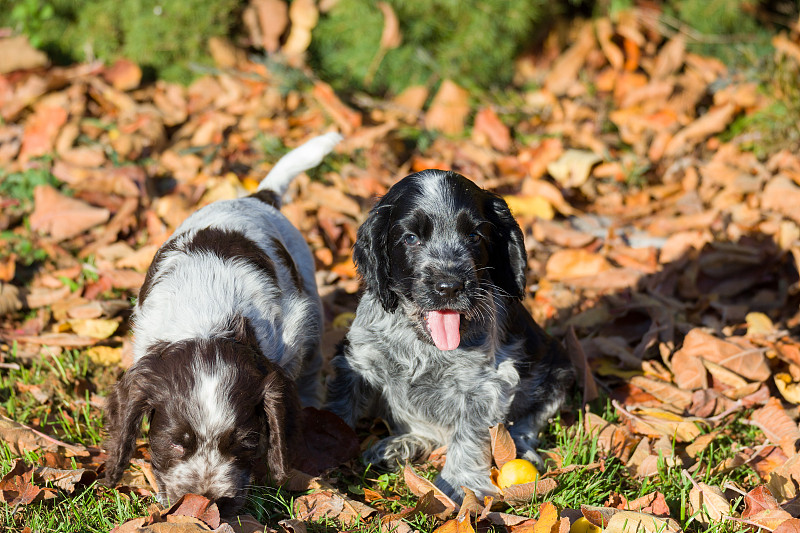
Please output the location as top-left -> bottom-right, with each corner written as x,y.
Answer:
673,329 -> 770,383
30,185 -> 110,241
490,423 -> 516,469
504,195 -> 555,220
502,478 -> 558,503
688,481 -> 729,527
295,407 -> 360,476
403,463 -> 458,517
0,460 -> 56,506
0,35 -> 49,74
294,489 -> 377,526
751,397 -> 800,457
545,250 -> 613,281
473,107 -> 511,152
603,511 -> 680,533
547,149 -> 602,188
425,80 -> 470,136
68,317 -> 120,339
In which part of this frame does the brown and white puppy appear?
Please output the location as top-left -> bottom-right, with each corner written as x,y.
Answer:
326,169 -> 575,501
104,133 -> 341,515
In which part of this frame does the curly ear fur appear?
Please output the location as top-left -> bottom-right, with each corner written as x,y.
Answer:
262,368 -> 302,483
353,203 -> 397,312
103,363 -> 152,485
485,194 -> 528,299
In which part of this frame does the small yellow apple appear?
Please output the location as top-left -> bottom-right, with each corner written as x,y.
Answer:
496,458 -> 539,488
570,517 -> 602,533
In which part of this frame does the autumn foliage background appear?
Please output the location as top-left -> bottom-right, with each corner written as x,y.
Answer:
2,1 -> 800,532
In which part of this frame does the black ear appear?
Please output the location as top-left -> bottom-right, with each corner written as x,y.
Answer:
103,363 -> 152,486
353,202 -> 397,312
262,368 -> 302,484
486,194 -> 528,300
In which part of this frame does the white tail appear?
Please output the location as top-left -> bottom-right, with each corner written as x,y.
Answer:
257,132 -> 343,198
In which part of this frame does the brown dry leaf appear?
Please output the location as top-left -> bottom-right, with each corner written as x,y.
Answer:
34,466 -> 97,493
502,478 -> 558,504
294,489 -> 377,526
489,423 -> 516,469
775,519 -> 800,533
650,34 -> 686,79
673,329 -> 770,383
0,461 -> 57,506
425,80 -> 470,136
0,414 -> 90,457
662,102 -> 737,158
295,407 -> 360,476
584,412 -> 637,461
768,453 -> 800,501
742,485 -> 793,530
684,430 -> 721,459
580,505 -> 619,528
312,81 -> 361,134
621,406 -> 702,442
687,481 -> 729,527
595,18 -> 623,70
565,327 -> 600,406
544,22 -> 595,95
629,376 -> 692,410
0,35 -> 49,74
545,250 -> 613,281
20,106 -> 68,162
473,107 -> 511,152
547,149 -> 602,188
751,397 -> 800,457
376,1 -> 402,50
670,350 -> 708,390
403,463 -> 458,517
30,185 -> 110,241
604,511 -> 681,533
164,493 -> 221,528
225,514 -> 276,533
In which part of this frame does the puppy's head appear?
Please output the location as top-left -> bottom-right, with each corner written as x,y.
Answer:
104,318 -> 300,516
354,170 -> 527,350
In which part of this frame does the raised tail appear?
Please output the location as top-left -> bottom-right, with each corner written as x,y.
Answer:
257,132 -> 343,203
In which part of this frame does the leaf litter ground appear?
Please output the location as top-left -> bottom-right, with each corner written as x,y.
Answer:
2,5 -> 800,533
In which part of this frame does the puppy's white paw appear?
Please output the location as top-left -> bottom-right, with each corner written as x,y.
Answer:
364,434 -> 434,467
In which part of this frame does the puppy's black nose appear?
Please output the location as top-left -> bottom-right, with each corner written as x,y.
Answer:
434,279 -> 464,298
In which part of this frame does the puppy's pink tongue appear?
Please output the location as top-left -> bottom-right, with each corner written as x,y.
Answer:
426,310 -> 461,351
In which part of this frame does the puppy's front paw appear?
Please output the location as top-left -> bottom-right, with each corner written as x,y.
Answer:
364,434 -> 435,468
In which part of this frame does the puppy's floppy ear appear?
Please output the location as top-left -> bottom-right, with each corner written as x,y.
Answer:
262,368 -> 302,483
353,202 -> 397,312
485,194 -> 528,299
103,362 -> 153,486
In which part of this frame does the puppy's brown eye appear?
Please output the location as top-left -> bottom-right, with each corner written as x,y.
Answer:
404,234 -> 420,246
468,232 -> 481,243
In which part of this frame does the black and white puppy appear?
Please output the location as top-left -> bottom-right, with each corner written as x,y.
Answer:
104,133 -> 341,515
326,169 -> 575,501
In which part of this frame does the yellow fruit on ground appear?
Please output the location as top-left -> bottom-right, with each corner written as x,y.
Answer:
570,517 -> 602,533
496,458 -> 539,488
